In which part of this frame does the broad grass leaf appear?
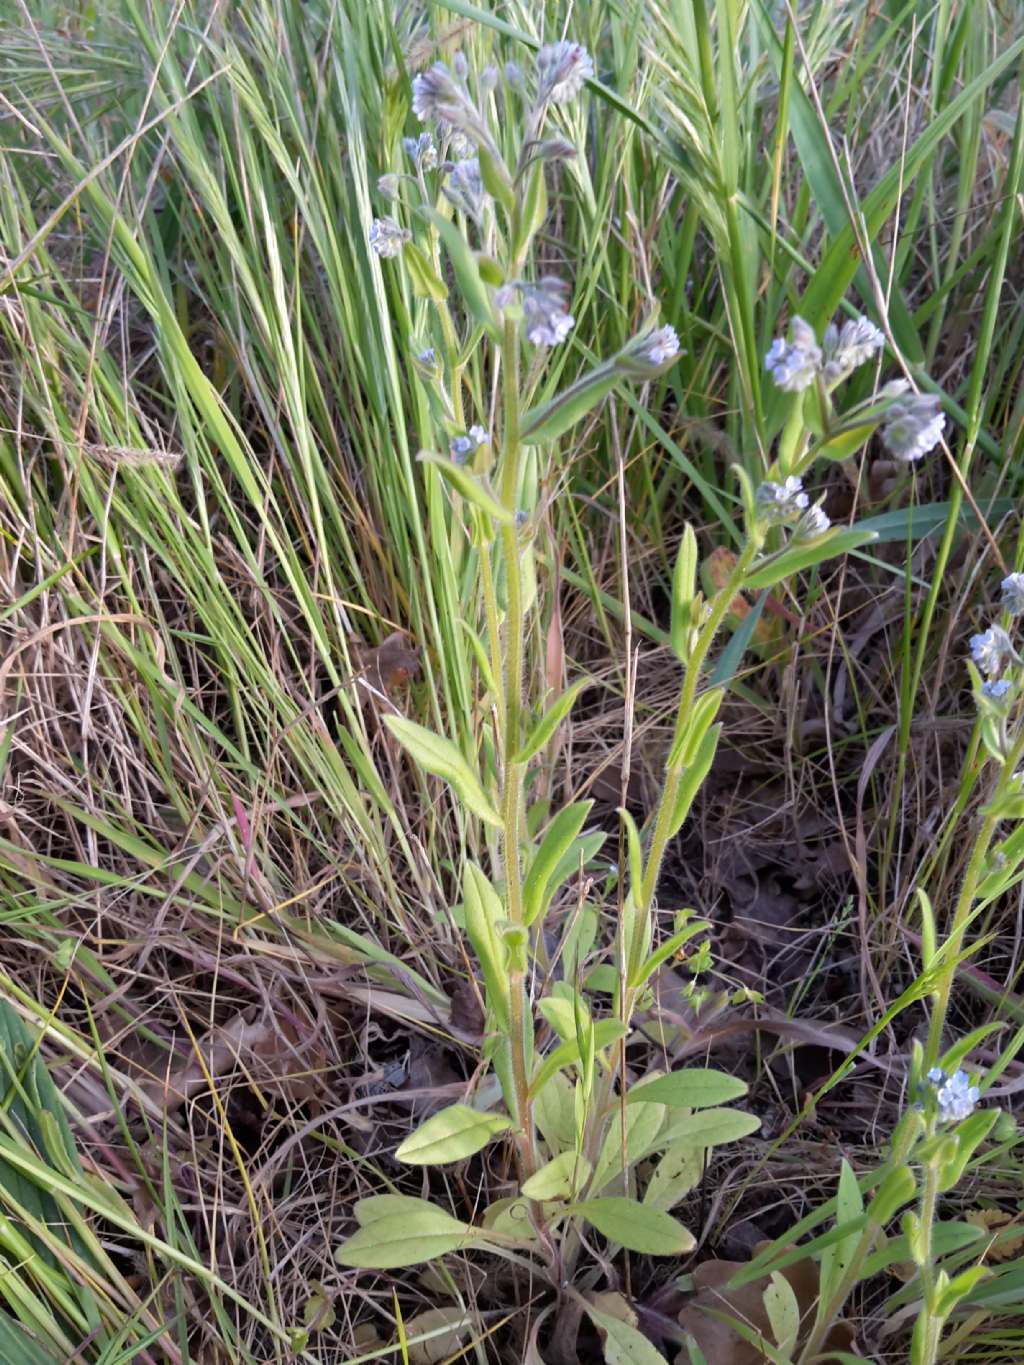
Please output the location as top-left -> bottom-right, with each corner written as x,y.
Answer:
395,1103 -> 513,1165
335,1208 -> 476,1269
522,1150 -> 592,1201
584,1302 -> 670,1364
656,1107 -> 761,1150
574,1197 -> 695,1256
627,1069 -> 748,1110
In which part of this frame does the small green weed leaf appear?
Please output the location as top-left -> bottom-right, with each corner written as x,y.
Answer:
764,1272 -> 800,1357
523,800 -> 594,926
385,715 -> 501,827
666,723 -> 721,840
481,1195 -> 545,1241
628,919 -> 709,989
628,1068 -> 748,1110
522,1150 -> 592,1201
666,688 -> 725,771
404,242 -> 448,302
744,528 -> 877,590
515,676 -> 592,764
419,207 -> 497,337
534,1069 -> 576,1156
395,1103 -> 513,1165
417,452 -> 512,524
815,420 -> 881,462
584,1302 -> 670,1364
670,524 -> 699,662
462,862 -> 510,1028
934,1265 -> 992,1319
819,1160 -> 864,1307
521,363 -> 622,444
529,1019 -> 627,1098
657,1107 -> 761,1149
335,1208 -> 476,1268
574,1197 -> 695,1255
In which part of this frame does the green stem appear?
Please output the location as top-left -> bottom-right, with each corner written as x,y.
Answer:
637,537 -> 760,925
498,316 -> 536,1174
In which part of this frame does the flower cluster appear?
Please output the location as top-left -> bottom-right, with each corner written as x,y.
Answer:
969,577 -> 1024,706
755,475 -> 809,525
368,216 -> 410,258
764,313 -> 946,464
927,1068 -> 980,1124
450,425 -> 488,462
536,41 -> 594,103
505,277 -> 575,347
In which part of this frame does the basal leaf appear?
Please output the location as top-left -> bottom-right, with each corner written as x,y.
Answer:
574,1197 -> 695,1255
627,1069 -> 748,1110
335,1209 -> 476,1269
396,1103 -> 513,1165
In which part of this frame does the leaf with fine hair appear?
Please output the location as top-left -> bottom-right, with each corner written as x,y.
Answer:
385,715 -> 501,827
395,1104 -> 513,1165
573,1197 -> 695,1255
335,1207 -> 477,1269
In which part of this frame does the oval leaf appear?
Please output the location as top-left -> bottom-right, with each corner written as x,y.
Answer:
585,1302 -> 670,1364
396,1103 -> 513,1165
656,1107 -> 761,1150
522,1150 -> 593,1201
335,1208 -> 475,1269
628,1069 -> 748,1110
574,1197 -> 695,1256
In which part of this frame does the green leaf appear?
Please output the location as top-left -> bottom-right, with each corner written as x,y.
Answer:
419,206 -> 498,337
521,362 -> 622,444
666,688 -> 724,770
627,919 -> 710,989
417,451 -> 513,524
522,800 -> 594,927
529,1019 -> 627,1098
385,715 -> 501,827
335,1208 -> 476,1269
934,1265 -> 991,1319
477,144 -> 515,213
856,498 -> 1014,544
521,1150 -> 592,1201
353,1194 -> 446,1226
709,592 -> 767,687
462,862 -> 510,1027
642,1140 -> 703,1212
404,242 -> 448,302
628,1069 -> 748,1110
815,420 -> 882,462
591,1101 -> 667,1193
666,723 -> 721,840
584,1303 -> 671,1364
573,1197 -> 695,1255
818,1160 -> 864,1312
657,1107 -> 761,1150
764,1272 -> 800,1357
670,524 -> 699,662
395,1104 -> 513,1165
744,528 -> 877,590
514,677 -> 592,763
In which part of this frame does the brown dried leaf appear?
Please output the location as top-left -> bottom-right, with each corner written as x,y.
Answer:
966,1209 -> 1024,1262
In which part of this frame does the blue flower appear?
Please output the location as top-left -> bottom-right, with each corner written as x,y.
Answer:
522,278 -> 575,347
449,425 -> 487,462
981,677 -> 1012,701
970,625 -> 1013,678
933,1069 -> 980,1124
368,217 -> 410,258
1000,573 -> 1024,616
881,394 -> 945,462
822,315 -> 885,384
764,317 -> 822,392
755,476 -> 810,526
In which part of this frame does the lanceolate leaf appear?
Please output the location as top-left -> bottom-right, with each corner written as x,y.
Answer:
395,1103 -> 513,1165
385,715 -> 501,827
417,451 -> 513,524
584,1302 -> 671,1364
744,528 -> 877,590
522,800 -> 594,926
521,363 -> 622,444
514,676 -> 592,763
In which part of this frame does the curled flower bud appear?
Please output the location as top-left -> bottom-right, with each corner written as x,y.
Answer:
881,393 -> 945,462
403,131 -> 438,169
443,157 -> 487,221
412,347 -> 440,381
480,64 -> 500,90
505,61 -> 524,88
536,41 -> 594,103
822,315 -> 885,384
970,625 -> 1014,677
932,1068 -> 980,1124
522,277 -> 575,347
764,316 -> 822,392
412,64 -> 487,150
793,503 -> 831,541
755,476 -> 810,526
1001,573 -> 1024,615
449,424 -> 488,462
377,173 -> 401,199
368,216 -> 410,258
